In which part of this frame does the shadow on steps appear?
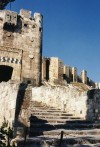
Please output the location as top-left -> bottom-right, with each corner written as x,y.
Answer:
29,114 -> 56,137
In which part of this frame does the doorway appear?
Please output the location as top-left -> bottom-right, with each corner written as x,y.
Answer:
0,65 -> 13,82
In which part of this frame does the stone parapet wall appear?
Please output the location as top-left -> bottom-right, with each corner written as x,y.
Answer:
32,85 -> 89,119
32,85 -> 100,120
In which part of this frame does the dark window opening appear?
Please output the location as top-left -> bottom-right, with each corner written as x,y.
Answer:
3,23 -> 15,32
46,59 -> 50,81
0,65 -> 13,82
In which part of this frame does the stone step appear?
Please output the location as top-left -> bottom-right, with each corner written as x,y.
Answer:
43,129 -> 100,136
32,106 -> 61,110
29,128 -> 100,136
31,114 -> 81,119
40,130 -> 100,137
30,117 -> 83,123
29,126 -> 100,136
30,122 -> 100,130
28,101 -> 100,146
31,109 -> 66,113
20,135 -> 100,146
32,112 -> 73,116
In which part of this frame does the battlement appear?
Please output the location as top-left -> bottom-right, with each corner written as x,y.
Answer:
0,9 -> 43,29
42,57 -> 95,87
0,9 -> 43,86
20,9 -> 32,18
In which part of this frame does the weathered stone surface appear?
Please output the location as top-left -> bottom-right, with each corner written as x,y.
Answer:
0,9 -> 43,86
81,70 -> 87,84
32,85 -> 89,119
0,82 -> 19,126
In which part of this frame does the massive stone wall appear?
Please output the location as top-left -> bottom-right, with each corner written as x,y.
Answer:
0,82 -> 19,126
0,9 -> 43,86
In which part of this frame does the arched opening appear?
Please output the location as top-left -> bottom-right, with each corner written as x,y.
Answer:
0,65 -> 13,82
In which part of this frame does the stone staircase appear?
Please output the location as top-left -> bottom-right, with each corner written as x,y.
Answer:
17,101 -> 100,147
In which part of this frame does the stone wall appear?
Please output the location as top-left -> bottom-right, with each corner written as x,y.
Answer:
32,85 -> 100,120
49,57 -> 64,83
81,70 -> 87,84
13,84 -> 32,137
0,81 -> 33,137
87,89 -> 100,120
42,57 -> 95,87
72,67 -> 77,82
0,82 -> 19,126
32,85 -> 90,119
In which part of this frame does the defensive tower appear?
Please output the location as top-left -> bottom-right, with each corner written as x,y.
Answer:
0,9 -> 43,86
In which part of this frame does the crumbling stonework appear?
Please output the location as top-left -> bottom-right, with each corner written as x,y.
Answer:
0,9 -> 43,86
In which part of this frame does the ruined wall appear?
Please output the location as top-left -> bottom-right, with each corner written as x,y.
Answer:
0,9 -> 43,86
0,82 -> 19,126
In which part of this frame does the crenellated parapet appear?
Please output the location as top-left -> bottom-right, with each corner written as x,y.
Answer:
42,57 -> 95,87
81,70 -> 87,84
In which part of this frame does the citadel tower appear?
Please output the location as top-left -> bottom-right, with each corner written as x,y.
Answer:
0,9 -> 43,86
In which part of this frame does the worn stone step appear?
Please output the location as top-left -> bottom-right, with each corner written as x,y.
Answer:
30,117 -> 83,123
31,114 -> 81,120
31,109 -> 66,113
32,112 -> 73,116
16,137 -> 100,147
29,128 -> 100,135
43,129 -> 100,136
29,127 -> 100,136
32,106 -> 61,110
30,122 -> 100,130
26,134 -> 100,145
